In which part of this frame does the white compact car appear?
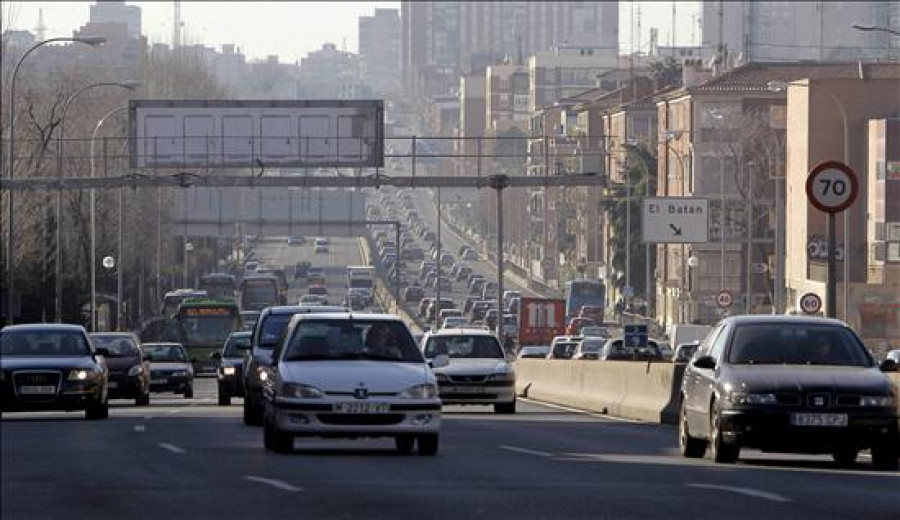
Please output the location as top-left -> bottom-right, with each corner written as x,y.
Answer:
262,313 -> 446,455
420,328 -> 516,414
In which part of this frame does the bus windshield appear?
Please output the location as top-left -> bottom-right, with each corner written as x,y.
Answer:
199,276 -> 236,299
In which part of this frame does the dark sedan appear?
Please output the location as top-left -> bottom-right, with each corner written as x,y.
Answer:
89,332 -> 151,406
213,332 -> 251,406
1,324 -> 109,419
679,316 -> 899,470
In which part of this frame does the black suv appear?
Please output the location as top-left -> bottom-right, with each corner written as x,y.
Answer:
1,324 -> 109,419
242,305 -> 348,425
89,332 -> 151,406
679,316 -> 899,470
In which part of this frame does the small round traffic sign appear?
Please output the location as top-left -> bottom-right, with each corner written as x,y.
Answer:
799,293 -> 822,315
805,161 -> 858,214
716,290 -> 733,309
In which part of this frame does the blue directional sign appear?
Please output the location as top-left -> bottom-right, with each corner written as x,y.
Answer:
623,324 -> 648,348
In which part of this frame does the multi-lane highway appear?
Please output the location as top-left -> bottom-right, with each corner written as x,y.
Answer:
3,377 -> 897,519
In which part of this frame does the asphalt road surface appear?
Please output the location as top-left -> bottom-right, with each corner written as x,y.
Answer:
3,378 -> 897,520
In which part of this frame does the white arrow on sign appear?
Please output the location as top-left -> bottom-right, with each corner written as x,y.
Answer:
642,198 -> 709,244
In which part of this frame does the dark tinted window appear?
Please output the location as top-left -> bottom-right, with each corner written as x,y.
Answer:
224,335 -> 251,357
424,335 -> 504,359
143,344 -> 187,362
284,320 -> 422,363
1,330 -> 90,356
258,314 -> 293,347
728,324 -> 872,366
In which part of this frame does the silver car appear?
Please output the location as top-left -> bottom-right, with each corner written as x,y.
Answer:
420,328 -> 516,414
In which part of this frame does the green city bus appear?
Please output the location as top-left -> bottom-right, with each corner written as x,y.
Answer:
173,298 -> 242,373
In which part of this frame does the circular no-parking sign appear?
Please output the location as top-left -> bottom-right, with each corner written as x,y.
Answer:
805,161 -> 859,214
716,290 -> 733,309
799,293 -> 822,315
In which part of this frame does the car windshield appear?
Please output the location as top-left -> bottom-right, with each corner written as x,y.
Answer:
90,336 -> 139,357
143,345 -> 187,362
1,330 -> 91,357
581,340 -> 603,352
258,314 -> 294,348
424,335 -> 504,359
551,342 -> 577,358
283,320 -> 422,363
728,324 -> 872,366
224,336 -> 251,357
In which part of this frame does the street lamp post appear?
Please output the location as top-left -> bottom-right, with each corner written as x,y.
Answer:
55,81 -> 139,323
768,80 -> 849,319
5,36 -> 105,326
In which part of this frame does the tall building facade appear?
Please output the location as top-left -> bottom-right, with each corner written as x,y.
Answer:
358,8 -> 401,97
702,1 -> 900,63
89,0 -> 141,40
402,1 -> 619,101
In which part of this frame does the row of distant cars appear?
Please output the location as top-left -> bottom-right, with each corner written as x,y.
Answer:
0,327 -> 196,419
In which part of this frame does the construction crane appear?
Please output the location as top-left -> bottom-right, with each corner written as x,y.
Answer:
173,0 -> 182,48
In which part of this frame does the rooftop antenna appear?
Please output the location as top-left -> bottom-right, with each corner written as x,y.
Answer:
35,8 -> 47,41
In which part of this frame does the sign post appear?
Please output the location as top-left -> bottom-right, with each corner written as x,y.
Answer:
805,161 -> 859,319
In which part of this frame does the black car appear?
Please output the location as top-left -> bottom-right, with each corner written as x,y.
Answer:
242,305 -> 349,426
89,332 -> 151,406
213,332 -> 252,406
679,316 -> 899,470
1,324 -> 109,419
141,343 -> 195,398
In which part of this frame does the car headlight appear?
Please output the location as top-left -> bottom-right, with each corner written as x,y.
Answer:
281,382 -> 324,399
67,369 -> 96,381
860,395 -> 895,407
223,366 -> 236,376
486,372 -> 515,382
127,365 -> 144,376
729,392 -> 777,405
399,384 -> 438,399
172,370 -> 191,377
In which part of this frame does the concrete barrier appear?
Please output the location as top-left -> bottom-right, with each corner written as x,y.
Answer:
516,359 -> 684,424
358,237 -> 423,335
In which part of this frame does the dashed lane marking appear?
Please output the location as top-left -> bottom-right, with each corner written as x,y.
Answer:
157,443 -> 186,454
686,483 -> 791,503
243,476 -> 304,492
499,445 -> 553,458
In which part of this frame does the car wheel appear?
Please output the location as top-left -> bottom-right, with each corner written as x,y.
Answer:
218,392 -> 231,406
264,411 -> 293,453
831,447 -> 859,467
244,394 -> 264,426
709,403 -> 739,464
184,386 -> 194,399
395,435 -> 415,455
679,399 -> 707,458
135,393 -> 151,407
85,397 -> 109,420
871,441 -> 900,471
494,400 -> 516,414
417,434 -> 439,456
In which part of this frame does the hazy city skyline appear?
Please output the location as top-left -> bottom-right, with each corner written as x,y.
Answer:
5,1 -> 702,62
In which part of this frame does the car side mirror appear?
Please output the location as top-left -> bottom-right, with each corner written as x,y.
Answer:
693,355 -> 716,370
880,359 -> 898,373
210,352 -> 222,361
95,347 -> 110,357
430,354 -> 450,369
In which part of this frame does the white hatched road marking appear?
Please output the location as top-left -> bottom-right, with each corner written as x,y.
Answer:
499,445 -> 553,457
686,483 -> 791,503
133,425 -> 146,432
243,476 -> 304,492
157,442 -> 186,454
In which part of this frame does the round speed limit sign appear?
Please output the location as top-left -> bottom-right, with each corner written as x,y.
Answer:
715,290 -> 733,309
799,293 -> 822,315
805,161 -> 859,214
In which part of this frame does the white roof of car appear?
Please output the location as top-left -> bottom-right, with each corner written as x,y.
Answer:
424,327 -> 498,337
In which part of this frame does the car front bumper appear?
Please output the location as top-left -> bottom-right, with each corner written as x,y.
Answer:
271,398 -> 442,436
437,381 -> 516,405
217,373 -> 244,396
107,374 -> 145,399
1,380 -> 105,412
719,408 -> 899,452
149,375 -> 193,394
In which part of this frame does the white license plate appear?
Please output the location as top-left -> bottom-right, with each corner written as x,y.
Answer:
18,385 -> 56,395
107,381 -> 118,389
151,379 -> 167,385
790,413 -> 848,427
332,402 -> 390,414
443,386 -> 484,394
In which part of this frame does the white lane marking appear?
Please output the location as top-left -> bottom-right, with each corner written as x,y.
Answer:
243,476 -> 304,492
686,483 -> 791,503
133,424 -> 146,432
167,409 -> 181,415
519,397 -> 642,423
157,442 -> 186,454
499,445 -> 553,458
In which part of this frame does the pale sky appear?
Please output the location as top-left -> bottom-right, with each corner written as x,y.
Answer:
5,1 -> 702,63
